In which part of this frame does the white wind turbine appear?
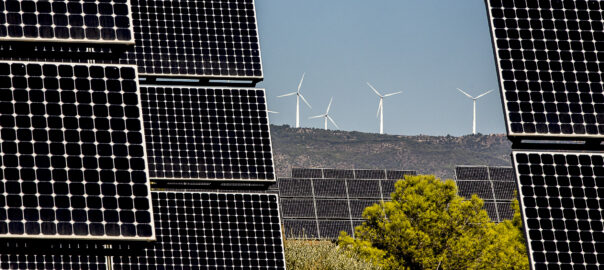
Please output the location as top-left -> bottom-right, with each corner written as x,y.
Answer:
309,97 -> 339,130
456,88 -> 494,135
367,82 -> 402,134
277,73 -> 312,128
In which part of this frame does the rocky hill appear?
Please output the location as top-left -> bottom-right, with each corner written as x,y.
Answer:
270,125 -> 512,179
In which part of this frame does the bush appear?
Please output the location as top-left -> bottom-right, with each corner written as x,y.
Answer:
284,239 -> 381,270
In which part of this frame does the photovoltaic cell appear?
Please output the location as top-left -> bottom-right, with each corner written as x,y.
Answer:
0,0 -> 134,44
486,0 -> 604,137
455,166 -> 489,180
0,254 -> 106,270
456,181 -> 495,200
123,0 -> 262,79
277,178 -> 313,197
0,61 -> 154,240
313,179 -> 346,198
513,150 -> 604,269
141,86 -> 274,182
291,168 -> 322,178
113,191 -> 286,270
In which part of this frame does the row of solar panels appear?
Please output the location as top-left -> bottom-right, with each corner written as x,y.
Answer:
484,1 -> 604,269
0,191 -> 285,270
0,0 -> 263,81
291,167 -> 417,179
278,178 -> 399,199
455,166 -> 515,181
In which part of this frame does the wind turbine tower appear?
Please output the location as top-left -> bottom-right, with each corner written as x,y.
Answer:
309,97 -> 339,130
456,88 -> 494,135
367,82 -> 402,134
277,73 -> 312,128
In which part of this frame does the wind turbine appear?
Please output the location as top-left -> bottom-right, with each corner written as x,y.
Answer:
456,88 -> 494,135
277,73 -> 312,128
309,97 -> 339,130
367,82 -> 402,134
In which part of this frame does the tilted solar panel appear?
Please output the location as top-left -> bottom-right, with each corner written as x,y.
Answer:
0,0 -> 134,44
496,201 -> 514,221
493,181 -> 517,200
456,180 -> 495,200
280,198 -> 315,218
0,61 -> 154,240
291,168 -> 323,178
455,166 -> 489,180
0,254 -> 106,270
277,178 -> 313,197
354,169 -> 386,180
315,199 -> 350,219
385,170 -> 417,180
488,166 -> 515,181
484,202 -> 499,222
349,200 -> 380,219
323,169 -> 354,179
122,0 -> 262,79
283,219 -> 318,239
318,220 -> 352,240
141,86 -> 274,182
346,179 -> 382,199
313,179 -> 347,198
113,191 -> 286,269
513,150 -> 604,269
486,0 -> 604,138
381,179 -> 397,199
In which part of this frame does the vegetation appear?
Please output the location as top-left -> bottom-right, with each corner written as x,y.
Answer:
338,175 -> 529,270
270,124 -> 511,179
284,239 -> 382,270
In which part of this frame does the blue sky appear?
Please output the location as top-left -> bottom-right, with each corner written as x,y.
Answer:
256,1 -> 503,136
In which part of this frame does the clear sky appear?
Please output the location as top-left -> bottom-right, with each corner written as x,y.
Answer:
255,0 -> 503,136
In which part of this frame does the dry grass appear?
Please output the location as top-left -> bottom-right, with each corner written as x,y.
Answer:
284,239 -> 381,270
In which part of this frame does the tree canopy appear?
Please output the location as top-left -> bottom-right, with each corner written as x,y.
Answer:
338,175 -> 529,270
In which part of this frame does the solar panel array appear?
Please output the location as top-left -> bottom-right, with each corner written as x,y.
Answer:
0,0 -> 281,268
484,1 -> 604,269
142,86 -> 274,182
113,191 -> 285,269
279,168 -> 416,239
455,166 -> 516,222
486,0 -> 604,138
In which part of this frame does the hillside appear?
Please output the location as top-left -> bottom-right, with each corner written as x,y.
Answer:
270,125 -> 512,179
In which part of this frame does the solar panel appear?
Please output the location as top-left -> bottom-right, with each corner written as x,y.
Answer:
381,179 -> 397,199
313,179 -> 346,198
122,0 -> 262,79
456,180 -> 495,200
283,219 -> 318,239
496,202 -> 514,221
486,0 -> 604,138
323,169 -> 354,179
277,178 -> 313,197
385,170 -> 417,180
291,168 -> 323,178
455,166 -> 489,180
318,220 -> 352,239
0,0 -> 134,44
0,61 -> 154,240
347,180 -> 382,199
113,191 -> 286,269
315,199 -> 350,219
354,169 -> 385,179
349,200 -> 379,219
493,181 -> 517,200
141,86 -> 274,182
280,198 -> 315,218
0,254 -> 106,270
488,166 -> 515,181
484,202 -> 499,222
513,150 -> 604,269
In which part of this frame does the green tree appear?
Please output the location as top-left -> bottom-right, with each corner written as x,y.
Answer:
338,175 -> 529,269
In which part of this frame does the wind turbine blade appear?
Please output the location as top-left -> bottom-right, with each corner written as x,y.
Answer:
327,116 -> 340,129
326,97 -> 333,114
300,94 -> 312,109
475,89 -> 495,99
308,114 -> 324,119
376,100 -> 382,118
367,82 -> 382,97
384,91 -> 402,97
297,73 -> 306,92
456,88 -> 474,99
277,92 -> 297,98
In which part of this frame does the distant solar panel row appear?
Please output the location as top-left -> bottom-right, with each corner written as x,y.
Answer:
290,167 -> 417,179
0,61 -> 154,240
278,178 -> 397,199
455,166 -> 514,181
486,0 -> 604,137
0,0 -> 134,43
142,86 -> 274,182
